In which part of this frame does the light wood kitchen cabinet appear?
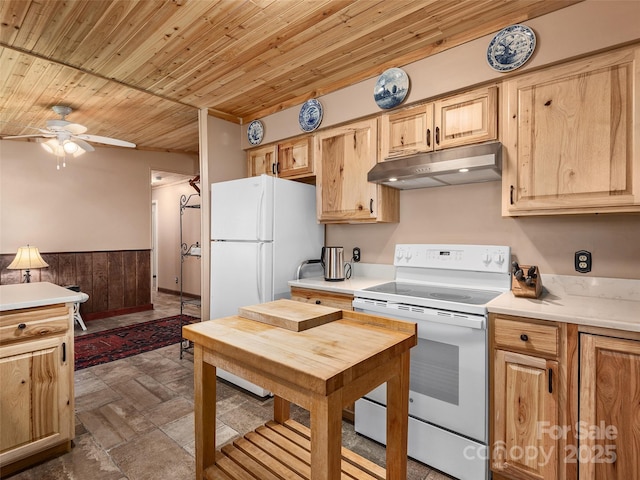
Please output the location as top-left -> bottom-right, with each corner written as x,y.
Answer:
0,304 -> 74,477
579,333 -> 640,480
290,286 -> 354,311
315,118 -> 399,223
502,45 -> 640,216
380,86 -> 497,159
247,144 -> 277,177
247,136 -> 313,180
490,314 -> 568,480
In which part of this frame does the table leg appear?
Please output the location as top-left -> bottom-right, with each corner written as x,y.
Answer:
310,391 -> 342,480
194,345 -> 217,480
273,396 -> 290,423
386,350 -> 410,479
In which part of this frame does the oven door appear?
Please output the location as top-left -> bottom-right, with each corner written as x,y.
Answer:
353,298 -> 487,443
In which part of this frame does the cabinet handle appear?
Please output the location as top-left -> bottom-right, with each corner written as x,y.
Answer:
315,300 -> 321,305
272,163 -> 276,175
548,368 -> 553,393
18,323 -> 26,329
276,162 -> 280,174
370,198 -> 374,214
435,126 -> 440,145
510,185 -> 514,205
520,333 -> 529,341
62,342 -> 66,363
426,128 -> 431,147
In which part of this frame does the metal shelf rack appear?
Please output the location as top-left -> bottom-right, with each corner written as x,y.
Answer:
179,192 -> 201,359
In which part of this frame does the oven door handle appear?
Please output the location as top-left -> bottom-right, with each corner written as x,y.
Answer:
352,298 -> 486,330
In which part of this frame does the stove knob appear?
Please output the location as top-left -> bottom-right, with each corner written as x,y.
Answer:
404,250 -> 413,261
395,248 -> 404,261
482,253 -> 492,266
493,253 -> 505,266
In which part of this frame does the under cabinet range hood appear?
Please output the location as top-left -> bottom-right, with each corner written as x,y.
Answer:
368,141 -> 502,190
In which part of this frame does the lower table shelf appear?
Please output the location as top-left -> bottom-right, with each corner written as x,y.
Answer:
206,419 -> 385,480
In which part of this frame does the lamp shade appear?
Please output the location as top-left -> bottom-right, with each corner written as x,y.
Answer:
7,245 -> 49,270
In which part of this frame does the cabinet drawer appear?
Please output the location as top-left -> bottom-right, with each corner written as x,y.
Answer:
290,287 -> 353,311
493,316 -> 558,357
0,305 -> 70,345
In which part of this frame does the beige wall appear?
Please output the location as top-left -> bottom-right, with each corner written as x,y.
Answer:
152,181 -> 201,295
326,182 -> 640,279
0,139 -> 198,253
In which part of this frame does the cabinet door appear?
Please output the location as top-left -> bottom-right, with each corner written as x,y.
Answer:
579,334 -> 640,480
316,118 -> 398,223
277,136 -> 313,178
502,46 -> 640,215
492,349 -> 558,480
434,86 -> 497,150
380,104 -> 434,159
247,144 -> 277,177
0,335 -> 70,458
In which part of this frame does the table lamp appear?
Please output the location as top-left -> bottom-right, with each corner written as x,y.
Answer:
7,245 -> 49,283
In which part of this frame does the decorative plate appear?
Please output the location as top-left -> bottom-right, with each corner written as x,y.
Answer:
487,24 -> 536,72
374,67 -> 410,109
247,119 -> 264,145
298,99 -> 323,132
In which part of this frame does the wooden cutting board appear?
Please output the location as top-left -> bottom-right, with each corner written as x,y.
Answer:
238,299 -> 342,331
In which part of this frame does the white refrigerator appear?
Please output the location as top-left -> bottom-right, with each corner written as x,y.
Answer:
210,174 -> 324,396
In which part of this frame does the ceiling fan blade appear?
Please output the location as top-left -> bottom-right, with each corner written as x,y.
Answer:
64,123 -> 88,135
74,134 -> 136,148
2,133 -> 54,139
73,138 -> 95,152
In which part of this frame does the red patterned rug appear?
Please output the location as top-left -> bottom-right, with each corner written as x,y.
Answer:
74,315 -> 199,370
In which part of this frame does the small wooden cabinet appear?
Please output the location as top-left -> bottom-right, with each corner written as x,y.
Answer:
490,314 -> 567,480
502,45 -> 640,216
315,118 -> 399,223
0,304 -> 75,477
247,136 -> 313,180
579,333 -> 640,480
380,86 -> 497,159
290,286 -> 354,311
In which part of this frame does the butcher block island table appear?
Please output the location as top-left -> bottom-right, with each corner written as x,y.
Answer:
182,299 -> 417,480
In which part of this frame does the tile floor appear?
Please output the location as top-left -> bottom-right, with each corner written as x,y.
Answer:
7,291 -> 453,480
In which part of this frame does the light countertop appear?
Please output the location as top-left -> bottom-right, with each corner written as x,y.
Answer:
0,282 -> 84,311
288,262 -> 394,295
488,274 -> 640,333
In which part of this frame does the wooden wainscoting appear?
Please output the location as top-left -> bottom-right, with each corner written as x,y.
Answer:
0,250 -> 152,320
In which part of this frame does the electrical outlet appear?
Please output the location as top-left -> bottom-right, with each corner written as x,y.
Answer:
353,247 -> 361,262
574,250 -> 592,273
175,276 -> 179,284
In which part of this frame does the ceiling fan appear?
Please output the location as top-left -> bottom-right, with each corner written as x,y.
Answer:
2,105 -> 136,155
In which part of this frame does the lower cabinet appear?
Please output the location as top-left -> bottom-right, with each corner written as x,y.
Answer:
579,333 -> 640,480
491,314 -> 640,480
0,304 -> 74,477
290,286 -> 354,311
490,314 -> 564,480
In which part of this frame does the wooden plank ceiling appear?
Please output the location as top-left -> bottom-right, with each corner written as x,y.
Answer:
0,0 -> 580,155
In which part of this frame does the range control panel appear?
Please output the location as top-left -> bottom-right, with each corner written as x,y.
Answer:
394,244 -> 511,273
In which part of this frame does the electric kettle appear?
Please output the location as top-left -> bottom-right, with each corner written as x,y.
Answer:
321,246 -> 345,281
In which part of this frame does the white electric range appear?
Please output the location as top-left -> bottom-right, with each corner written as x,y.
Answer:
353,244 -> 511,480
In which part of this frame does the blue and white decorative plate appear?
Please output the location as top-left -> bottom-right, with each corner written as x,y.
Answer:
247,119 -> 264,145
374,67 -> 409,109
299,99 -> 323,132
487,24 -> 536,72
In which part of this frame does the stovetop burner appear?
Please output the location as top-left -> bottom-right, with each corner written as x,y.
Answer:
362,282 -> 502,306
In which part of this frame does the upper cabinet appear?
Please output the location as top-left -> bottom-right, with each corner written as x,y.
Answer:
315,119 -> 399,223
380,86 -> 497,159
502,45 -> 640,216
247,136 -> 313,180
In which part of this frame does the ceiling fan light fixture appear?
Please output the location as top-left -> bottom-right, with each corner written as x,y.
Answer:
62,139 -> 79,154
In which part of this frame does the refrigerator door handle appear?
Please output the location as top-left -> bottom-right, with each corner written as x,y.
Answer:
257,186 -> 265,240
257,242 -> 263,302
